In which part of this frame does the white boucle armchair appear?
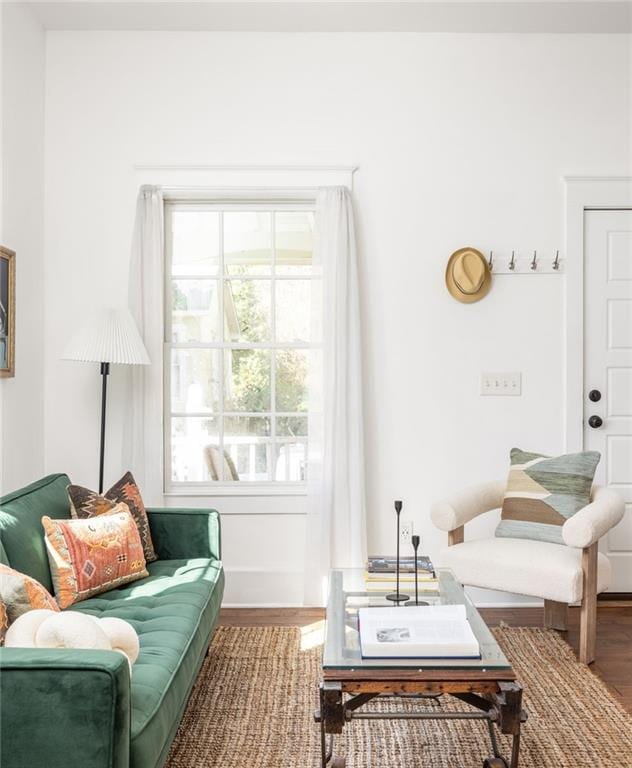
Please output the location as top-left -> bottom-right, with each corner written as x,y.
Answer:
431,482 -> 624,664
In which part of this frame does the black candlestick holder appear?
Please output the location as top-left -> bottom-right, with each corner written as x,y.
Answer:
406,534 -> 428,606
386,500 -> 409,604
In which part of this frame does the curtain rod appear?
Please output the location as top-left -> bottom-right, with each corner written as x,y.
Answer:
161,186 -> 321,203
161,185 -> 319,191
134,163 -> 359,173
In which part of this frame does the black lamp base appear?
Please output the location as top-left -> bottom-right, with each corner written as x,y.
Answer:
385,592 -> 409,603
98,361 -> 110,495
405,599 -> 429,607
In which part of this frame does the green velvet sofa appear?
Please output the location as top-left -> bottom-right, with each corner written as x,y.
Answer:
0,473 -> 225,768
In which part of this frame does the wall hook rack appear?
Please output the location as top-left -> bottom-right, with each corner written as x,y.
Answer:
487,250 -> 564,274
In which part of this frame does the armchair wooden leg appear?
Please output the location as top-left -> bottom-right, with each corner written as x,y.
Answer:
448,526 -> 464,547
579,542 -> 598,665
544,600 -> 568,631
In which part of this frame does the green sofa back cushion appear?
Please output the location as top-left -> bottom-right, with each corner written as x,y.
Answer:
0,474 -> 71,592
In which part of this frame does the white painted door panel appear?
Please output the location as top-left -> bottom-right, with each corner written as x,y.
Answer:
584,210 -> 632,592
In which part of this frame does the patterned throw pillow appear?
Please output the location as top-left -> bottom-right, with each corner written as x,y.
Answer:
0,600 -> 7,645
496,447 -> 600,545
68,471 -> 157,563
0,563 -> 60,624
42,506 -> 148,609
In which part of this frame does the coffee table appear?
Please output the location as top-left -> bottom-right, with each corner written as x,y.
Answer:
315,569 -> 527,768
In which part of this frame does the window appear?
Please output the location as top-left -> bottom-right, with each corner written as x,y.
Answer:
164,201 -> 315,491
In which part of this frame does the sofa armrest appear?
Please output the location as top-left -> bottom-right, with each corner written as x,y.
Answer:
0,648 -> 130,768
562,486 -> 625,549
147,507 -> 221,561
431,481 -> 505,533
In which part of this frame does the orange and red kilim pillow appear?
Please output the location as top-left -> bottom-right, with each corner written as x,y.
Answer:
0,600 -> 8,645
0,563 -> 60,623
67,471 -> 157,563
42,506 -> 148,609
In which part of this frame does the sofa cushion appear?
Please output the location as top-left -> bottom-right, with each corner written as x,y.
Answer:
441,537 -> 611,603
73,557 -> 224,768
0,474 -> 71,592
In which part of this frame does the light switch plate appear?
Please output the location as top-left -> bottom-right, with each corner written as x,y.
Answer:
480,372 -> 522,396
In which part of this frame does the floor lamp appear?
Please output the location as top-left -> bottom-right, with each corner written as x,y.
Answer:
63,308 -> 150,493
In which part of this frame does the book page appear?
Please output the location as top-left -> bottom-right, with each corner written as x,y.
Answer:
358,604 -> 479,658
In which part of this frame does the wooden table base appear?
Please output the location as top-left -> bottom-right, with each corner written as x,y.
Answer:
315,678 -> 526,768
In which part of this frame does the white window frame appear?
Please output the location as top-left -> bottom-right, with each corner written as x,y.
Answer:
163,198 -> 316,497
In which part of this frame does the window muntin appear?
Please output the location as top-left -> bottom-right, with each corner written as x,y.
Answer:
165,203 -> 314,489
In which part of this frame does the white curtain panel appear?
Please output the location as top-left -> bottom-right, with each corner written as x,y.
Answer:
304,186 -> 367,606
123,185 -> 164,504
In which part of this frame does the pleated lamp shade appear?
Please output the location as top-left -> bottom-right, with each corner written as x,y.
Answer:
62,308 -> 150,365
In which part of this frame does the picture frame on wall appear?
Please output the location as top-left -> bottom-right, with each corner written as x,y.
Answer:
0,246 -> 15,378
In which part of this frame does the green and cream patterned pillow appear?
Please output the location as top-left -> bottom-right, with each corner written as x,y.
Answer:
495,447 -> 600,545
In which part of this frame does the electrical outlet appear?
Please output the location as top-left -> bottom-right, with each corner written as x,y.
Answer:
400,520 -> 413,542
480,372 -> 522,396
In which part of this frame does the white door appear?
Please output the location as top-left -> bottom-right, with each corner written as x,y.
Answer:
584,209 -> 632,592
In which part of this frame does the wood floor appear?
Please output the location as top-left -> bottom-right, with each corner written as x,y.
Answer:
220,604 -> 632,713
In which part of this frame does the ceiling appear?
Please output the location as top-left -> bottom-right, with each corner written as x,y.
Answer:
20,0 -> 632,32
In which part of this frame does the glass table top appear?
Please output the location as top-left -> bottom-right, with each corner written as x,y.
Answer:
322,568 -> 512,671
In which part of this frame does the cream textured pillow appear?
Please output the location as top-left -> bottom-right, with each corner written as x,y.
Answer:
3,609 -> 58,648
98,616 -> 140,667
5,611 -> 140,669
34,611 -> 111,650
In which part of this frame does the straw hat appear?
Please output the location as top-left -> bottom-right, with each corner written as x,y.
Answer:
445,247 -> 492,303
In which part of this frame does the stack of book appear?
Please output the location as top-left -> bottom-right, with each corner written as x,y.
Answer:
364,555 -> 438,594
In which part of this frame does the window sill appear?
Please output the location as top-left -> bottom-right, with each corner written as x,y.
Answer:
164,483 -> 308,498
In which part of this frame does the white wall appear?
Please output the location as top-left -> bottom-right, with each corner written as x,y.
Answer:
42,32 -> 630,604
0,4 -> 46,493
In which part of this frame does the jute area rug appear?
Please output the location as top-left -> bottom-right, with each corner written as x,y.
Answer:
166,625 -> 632,768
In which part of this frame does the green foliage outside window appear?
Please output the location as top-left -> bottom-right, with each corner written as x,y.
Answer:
227,273 -> 307,437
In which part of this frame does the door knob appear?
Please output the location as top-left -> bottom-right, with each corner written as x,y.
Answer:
588,415 -> 603,429
588,390 -> 601,402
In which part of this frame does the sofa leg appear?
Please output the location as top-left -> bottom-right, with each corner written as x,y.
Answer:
544,600 -> 568,631
448,526 -> 464,547
579,543 -> 598,665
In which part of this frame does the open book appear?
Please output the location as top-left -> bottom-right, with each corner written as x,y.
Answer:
358,604 -> 480,659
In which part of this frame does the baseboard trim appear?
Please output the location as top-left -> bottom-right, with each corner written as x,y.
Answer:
222,602 -> 306,608
223,568 -> 304,605
598,592 -> 632,601
474,602 -> 543,609
222,602 -> 547,608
